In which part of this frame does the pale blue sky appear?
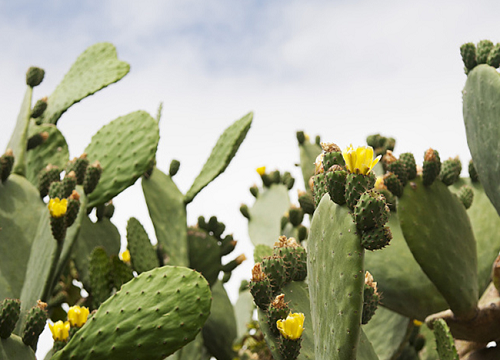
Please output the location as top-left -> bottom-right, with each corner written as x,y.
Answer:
2,1 -> 500,356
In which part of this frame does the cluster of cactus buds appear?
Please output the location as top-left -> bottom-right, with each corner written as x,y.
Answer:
257,166 -> 295,190
461,39 -> 500,74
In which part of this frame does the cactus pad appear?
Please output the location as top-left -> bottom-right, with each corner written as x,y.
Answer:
7,87 -> 32,176
39,42 -> 130,125
126,217 -> 159,274
184,112 -> 252,204
432,319 -> 459,360
0,333 -> 36,360
187,228 -> 221,286
51,266 -> 212,360
85,110 -> 159,207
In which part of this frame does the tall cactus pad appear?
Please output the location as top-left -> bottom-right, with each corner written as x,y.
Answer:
51,266 -> 212,360
26,124 -> 69,187
297,134 -> 322,193
248,184 -> 290,247
0,175 -> 44,300
85,110 -> 159,207
432,319 -> 459,360
463,64 -> 500,216
39,42 -> 130,125
308,195 -> 364,360
142,167 -> 188,266
0,334 -> 36,360
184,112 -> 253,204
126,217 -> 159,274
398,177 -> 478,319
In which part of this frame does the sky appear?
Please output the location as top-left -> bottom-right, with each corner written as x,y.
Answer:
1,0 -> 500,357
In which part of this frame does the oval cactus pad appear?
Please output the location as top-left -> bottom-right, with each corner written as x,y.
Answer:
51,266 -> 212,360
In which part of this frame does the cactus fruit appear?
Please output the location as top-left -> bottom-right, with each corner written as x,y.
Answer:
468,159 -> 479,182
387,159 -> 408,187
169,159 -> 180,176
88,247 -> 112,309
362,272 -> 380,325
320,142 -> 344,170
26,66 -> 45,87
26,131 -> 49,150
361,226 -> 392,251
250,184 -> 259,198
38,164 -> 60,198
31,97 -> 48,119
267,294 -> 290,336
0,298 -> 21,339
250,263 -> 273,310
353,190 -> 390,231
383,172 -> 404,198
83,160 -> 102,195
312,172 -> 327,207
22,300 -> 48,348
273,236 -> 307,283
288,206 -> 304,227
461,42 -> 477,72
439,157 -> 462,186
296,131 -> 306,145
61,171 -> 77,198
240,204 -> 250,219
66,154 -> 89,185
476,39 -> 494,64
0,149 -> 14,182
457,185 -> 474,209
400,152 -> 417,180
297,225 -> 307,242
487,43 -> 500,68
261,255 -> 286,293
66,190 -> 80,227
345,172 -> 376,210
48,198 -> 68,242
126,217 -> 159,274
297,190 -> 314,215
422,148 -> 441,186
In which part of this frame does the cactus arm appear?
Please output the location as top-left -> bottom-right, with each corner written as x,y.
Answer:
363,306 -> 412,360
184,112 -> 253,204
248,184 -> 290,247
308,194 -> 364,360
25,123 -> 69,186
51,266 -> 212,360
85,110 -> 160,208
463,64 -> 500,216
39,43 -> 130,125
364,213 -> 448,320
451,178 -> 500,295
398,177 -> 478,319
0,174 -> 44,300
298,137 -> 322,193
142,167 -> 188,266
201,281 -> 237,360
432,319 -> 459,360
7,87 -> 32,176
0,333 -> 37,360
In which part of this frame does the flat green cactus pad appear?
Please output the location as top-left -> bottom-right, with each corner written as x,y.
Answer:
398,177 -> 478,319
26,123 -> 69,187
432,319 -> 459,360
184,112 -> 253,204
7,87 -> 32,176
253,244 -> 273,263
452,178 -> 500,294
0,334 -> 36,360
202,282 -> 237,360
308,195 -> 364,360
298,138 -> 321,192
363,306 -> 411,360
40,42 -> 130,125
234,289 -> 254,341
187,228 -> 220,286
168,333 -> 210,360
248,184 -> 290,247
364,213 -> 448,320
142,167 -> 188,266
52,266 -> 212,360
73,215 -> 121,288
85,110 -> 159,208
463,64 -> 500,216
0,174 -> 43,301
357,330 -> 380,360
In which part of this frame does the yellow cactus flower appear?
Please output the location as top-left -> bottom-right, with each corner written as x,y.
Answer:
413,319 -> 423,327
48,320 -> 70,341
342,145 -> 381,175
120,249 -> 131,263
276,312 -> 305,340
67,305 -> 89,327
256,166 -> 266,176
48,198 -> 68,218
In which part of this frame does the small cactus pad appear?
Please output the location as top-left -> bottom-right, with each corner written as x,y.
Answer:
0,333 -> 37,360
353,190 -> 389,231
184,112 -> 253,204
88,247 -> 113,308
439,158 -> 462,186
463,64 -> 500,216
345,173 -> 375,210
457,185 -> 474,209
22,300 -> 48,347
85,110 -> 159,207
142,167 -> 188,266
308,195 -> 364,360
187,228 -> 221,286
460,42 -> 477,72
126,217 -> 159,274
361,226 -> 392,251
432,319 -> 459,360
476,40 -> 494,64
26,124 -> 69,187
51,266 -> 212,360
399,153 -> 417,180
398,176 -> 478,319
39,42 -> 130,125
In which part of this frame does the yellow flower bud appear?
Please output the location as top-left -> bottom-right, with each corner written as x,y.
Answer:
276,312 -> 305,340
48,198 -> 68,218
67,305 -> 90,327
120,249 -> 131,263
256,166 -> 266,176
48,320 -> 70,341
342,145 -> 381,175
